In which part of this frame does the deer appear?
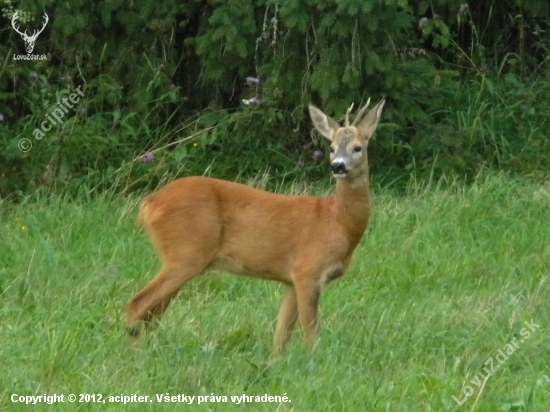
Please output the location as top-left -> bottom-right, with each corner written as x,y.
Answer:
127,97 -> 385,355
11,11 -> 49,54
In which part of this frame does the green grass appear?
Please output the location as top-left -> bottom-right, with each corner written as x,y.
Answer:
1,174 -> 549,411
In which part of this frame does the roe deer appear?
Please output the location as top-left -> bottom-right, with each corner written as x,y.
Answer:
127,97 -> 385,354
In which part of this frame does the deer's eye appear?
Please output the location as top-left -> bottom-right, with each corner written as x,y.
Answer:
329,146 -> 335,153
353,146 -> 362,153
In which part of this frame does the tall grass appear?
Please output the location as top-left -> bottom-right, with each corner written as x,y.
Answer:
1,174 -> 549,411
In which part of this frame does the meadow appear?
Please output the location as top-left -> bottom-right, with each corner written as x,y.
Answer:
1,173 -> 549,411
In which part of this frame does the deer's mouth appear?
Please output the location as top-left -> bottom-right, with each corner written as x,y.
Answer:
332,172 -> 348,179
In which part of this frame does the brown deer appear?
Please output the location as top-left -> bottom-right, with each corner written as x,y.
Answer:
127,97 -> 385,355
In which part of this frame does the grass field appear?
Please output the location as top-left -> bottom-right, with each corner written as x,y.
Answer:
1,174 -> 549,411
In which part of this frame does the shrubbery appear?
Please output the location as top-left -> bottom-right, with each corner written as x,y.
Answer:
0,0 -> 548,198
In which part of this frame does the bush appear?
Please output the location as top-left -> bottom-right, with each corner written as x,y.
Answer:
0,0 -> 548,198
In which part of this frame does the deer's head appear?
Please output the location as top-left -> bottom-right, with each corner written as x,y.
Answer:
309,98 -> 385,180
11,11 -> 49,54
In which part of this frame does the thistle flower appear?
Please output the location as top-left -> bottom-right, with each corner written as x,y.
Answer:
312,150 -> 323,160
0,114 -> 4,123
142,152 -> 154,164
29,72 -> 39,81
296,160 -> 305,168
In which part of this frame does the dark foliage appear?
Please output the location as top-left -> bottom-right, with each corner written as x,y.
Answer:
0,0 -> 548,197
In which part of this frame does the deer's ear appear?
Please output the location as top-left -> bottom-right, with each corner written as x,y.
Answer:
356,99 -> 385,140
309,105 -> 340,141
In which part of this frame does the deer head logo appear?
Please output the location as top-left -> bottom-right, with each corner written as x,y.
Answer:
11,11 -> 49,54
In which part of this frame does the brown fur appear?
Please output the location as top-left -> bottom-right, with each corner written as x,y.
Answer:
127,98 -> 385,355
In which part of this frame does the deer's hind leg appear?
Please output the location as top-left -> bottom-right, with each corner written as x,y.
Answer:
126,259 -> 208,339
127,216 -> 220,339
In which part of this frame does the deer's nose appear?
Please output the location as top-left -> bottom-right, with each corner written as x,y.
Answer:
331,162 -> 348,175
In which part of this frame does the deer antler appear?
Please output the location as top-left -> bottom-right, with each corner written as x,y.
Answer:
344,103 -> 354,127
39,13 -> 49,34
30,13 -> 49,40
11,12 -> 49,41
11,11 -> 27,38
351,98 -> 371,126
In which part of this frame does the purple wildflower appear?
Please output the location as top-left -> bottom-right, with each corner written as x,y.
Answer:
418,17 -> 430,29
142,152 -> 154,164
296,160 -> 305,168
0,114 -> 4,123
245,77 -> 260,86
534,24 -> 543,35
312,150 -> 323,161
29,72 -> 39,81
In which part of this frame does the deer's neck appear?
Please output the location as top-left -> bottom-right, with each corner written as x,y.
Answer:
333,173 -> 372,246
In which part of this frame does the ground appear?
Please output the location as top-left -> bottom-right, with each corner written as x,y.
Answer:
1,174 -> 549,411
